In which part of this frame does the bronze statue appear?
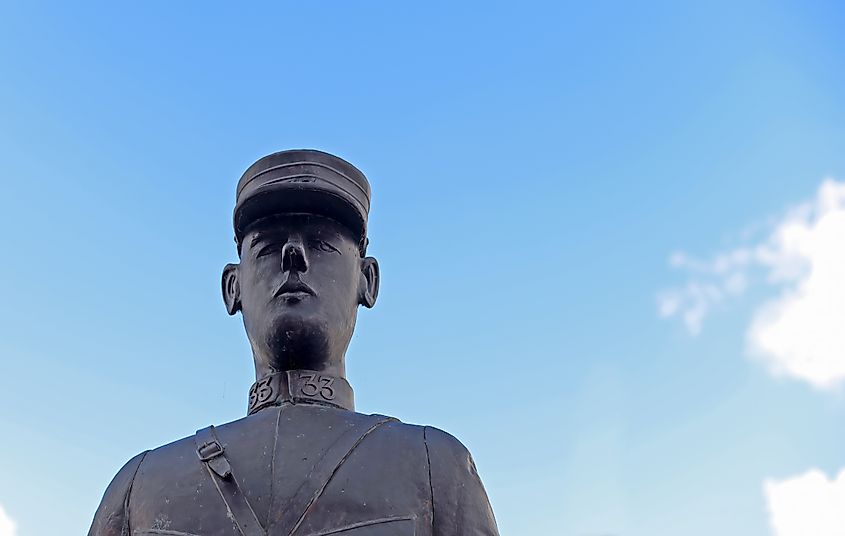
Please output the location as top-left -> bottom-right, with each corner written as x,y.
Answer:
89,150 -> 500,536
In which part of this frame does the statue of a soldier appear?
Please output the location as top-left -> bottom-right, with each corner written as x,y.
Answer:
89,150 -> 500,536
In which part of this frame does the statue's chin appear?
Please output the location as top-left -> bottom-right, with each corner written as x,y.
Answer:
263,316 -> 333,372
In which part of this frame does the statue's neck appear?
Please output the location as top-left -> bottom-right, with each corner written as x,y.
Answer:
254,360 -> 346,382
248,331 -> 350,382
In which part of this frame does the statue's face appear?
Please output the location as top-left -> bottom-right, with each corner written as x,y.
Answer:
224,213 -> 378,374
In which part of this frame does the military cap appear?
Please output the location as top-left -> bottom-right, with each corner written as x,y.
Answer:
234,149 -> 371,252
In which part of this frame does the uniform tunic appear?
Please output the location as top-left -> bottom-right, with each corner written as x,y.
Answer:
89,372 -> 499,536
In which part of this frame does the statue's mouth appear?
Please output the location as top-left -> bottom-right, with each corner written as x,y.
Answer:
274,276 -> 315,300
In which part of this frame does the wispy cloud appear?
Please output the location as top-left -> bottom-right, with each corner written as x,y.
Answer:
0,503 -> 17,536
764,468 -> 845,536
658,179 -> 845,390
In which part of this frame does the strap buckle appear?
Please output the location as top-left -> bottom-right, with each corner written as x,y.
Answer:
194,426 -> 264,535
197,440 -> 224,462
195,431 -> 232,478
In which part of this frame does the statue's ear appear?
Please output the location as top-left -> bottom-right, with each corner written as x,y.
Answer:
358,257 -> 380,309
222,263 -> 241,315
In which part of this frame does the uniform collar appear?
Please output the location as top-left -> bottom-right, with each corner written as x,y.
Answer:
248,369 -> 355,415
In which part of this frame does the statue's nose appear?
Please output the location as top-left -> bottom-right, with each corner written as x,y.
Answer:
282,241 -> 308,274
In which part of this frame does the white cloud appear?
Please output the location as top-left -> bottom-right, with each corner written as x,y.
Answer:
659,179 -> 845,390
657,247 -> 755,335
764,468 -> 845,536
0,503 -> 16,536
748,181 -> 845,389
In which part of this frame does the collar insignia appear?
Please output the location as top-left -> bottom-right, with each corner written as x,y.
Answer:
248,370 -> 355,414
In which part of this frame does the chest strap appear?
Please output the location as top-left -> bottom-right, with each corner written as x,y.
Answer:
195,425 -> 266,536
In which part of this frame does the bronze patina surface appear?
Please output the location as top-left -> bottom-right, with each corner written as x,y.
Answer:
89,150 -> 499,536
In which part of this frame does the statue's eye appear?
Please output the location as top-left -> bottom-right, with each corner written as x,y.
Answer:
310,240 -> 340,254
256,244 -> 281,258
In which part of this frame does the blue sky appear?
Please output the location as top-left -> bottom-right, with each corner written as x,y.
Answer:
1,2 -> 844,535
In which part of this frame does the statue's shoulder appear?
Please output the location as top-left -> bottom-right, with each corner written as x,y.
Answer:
115,408 -> 470,467
135,405 -> 425,461
353,411 -> 477,463
88,450 -> 149,535
324,409 -> 474,455
138,405 -> 281,465
416,425 -> 499,534
419,424 -> 480,477
120,406 -> 473,477
420,424 -> 471,452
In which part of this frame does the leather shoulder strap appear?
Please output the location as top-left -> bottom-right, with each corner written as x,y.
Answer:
195,426 -> 266,536
269,414 -> 396,536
